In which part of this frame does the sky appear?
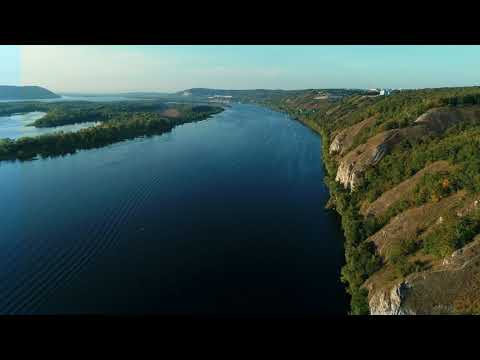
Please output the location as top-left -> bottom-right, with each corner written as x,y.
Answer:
1,45 -> 479,93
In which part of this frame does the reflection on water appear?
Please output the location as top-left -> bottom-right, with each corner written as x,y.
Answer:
0,104 -> 347,316
0,112 -> 99,140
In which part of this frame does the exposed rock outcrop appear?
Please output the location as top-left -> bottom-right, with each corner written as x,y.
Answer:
456,197 -> 480,217
329,116 -> 376,156
369,235 -> 480,315
335,129 -> 407,190
365,191 -> 480,314
334,107 -> 480,191
369,281 -> 415,315
368,191 -> 467,258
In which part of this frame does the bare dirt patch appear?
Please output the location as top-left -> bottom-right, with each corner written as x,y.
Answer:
402,235 -> 480,314
361,160 -> 455,218
368,191 -> 468,258
160,108 -> 181,118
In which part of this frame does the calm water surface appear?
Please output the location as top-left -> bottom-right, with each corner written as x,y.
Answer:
0,104 -> 347,316
0,112 -> 99,140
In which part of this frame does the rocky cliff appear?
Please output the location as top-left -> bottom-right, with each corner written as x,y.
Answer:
334,107 -> 479,191
263,88 -> 480,315
368,281 -> 416,315
329,116 -> 376,156
368,235 -> 480,315
335,129 -> 403,190
364,187 -> 480,314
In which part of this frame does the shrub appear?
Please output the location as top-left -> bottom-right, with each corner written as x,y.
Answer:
423,213 -> 480,258
350,288 -> 370,315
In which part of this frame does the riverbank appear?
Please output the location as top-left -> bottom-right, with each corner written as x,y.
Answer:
0,112 -> 103,140
0,103 -> 223,162
258,87 -> 480,315
0,103 -> 348,315
258,102 -> 366,313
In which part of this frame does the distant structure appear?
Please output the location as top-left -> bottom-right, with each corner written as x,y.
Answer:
182,91 -> 192,96
367,88 -> 393,96
207,95 -> 233,103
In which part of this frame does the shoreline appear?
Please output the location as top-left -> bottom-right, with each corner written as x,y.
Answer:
0,107 -> 224,162
255,102 -> 351,312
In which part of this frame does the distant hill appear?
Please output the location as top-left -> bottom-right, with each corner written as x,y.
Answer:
59,92 -> 170,97
0,86 -> 60,100
176,88 -> 306,98
176,88 -> 369,102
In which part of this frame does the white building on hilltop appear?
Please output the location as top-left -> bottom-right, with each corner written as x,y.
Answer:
368,88 -> 393,96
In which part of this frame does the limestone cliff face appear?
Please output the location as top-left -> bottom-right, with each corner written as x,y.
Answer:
325,105 -> 480,314
329,116 -> 377,156
329,133 -> 344,155
333,107 -> 475,191
335,161 -> 360,191
368,236 -> 480,315
365,194 -> 480,315
335,130 -> 404,190
369,282 -> 416,315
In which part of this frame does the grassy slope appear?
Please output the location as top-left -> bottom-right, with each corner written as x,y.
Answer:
261,87 -> 480,314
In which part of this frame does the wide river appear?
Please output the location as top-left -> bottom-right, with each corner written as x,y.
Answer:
0,103 -> 347,316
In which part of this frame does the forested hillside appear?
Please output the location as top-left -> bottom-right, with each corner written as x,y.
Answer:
263,86 -> 480,315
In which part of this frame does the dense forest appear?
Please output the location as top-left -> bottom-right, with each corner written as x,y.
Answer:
0,101 -> 223,161
262,86 -> 480,314
0,100 -> 172,125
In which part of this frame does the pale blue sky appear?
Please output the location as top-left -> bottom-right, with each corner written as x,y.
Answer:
1,45 -> 479,92
0,46 -> 20,86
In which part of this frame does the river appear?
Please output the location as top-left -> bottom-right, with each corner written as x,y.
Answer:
0,112 -> 99,140
0,103 -> 348,316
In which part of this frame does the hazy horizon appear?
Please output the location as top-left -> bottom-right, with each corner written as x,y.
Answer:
1,45 -> 480,93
